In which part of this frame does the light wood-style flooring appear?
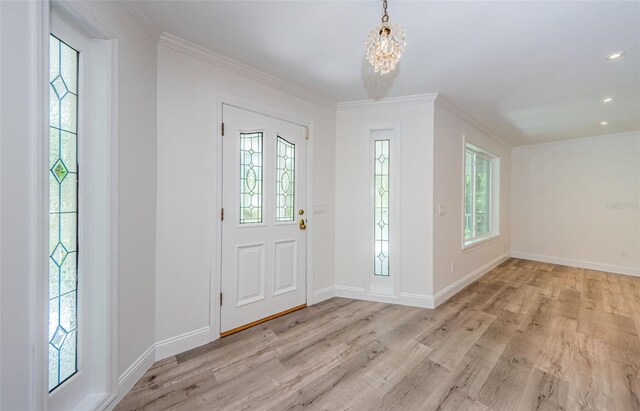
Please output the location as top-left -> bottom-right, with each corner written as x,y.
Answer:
115,259 -> 640,410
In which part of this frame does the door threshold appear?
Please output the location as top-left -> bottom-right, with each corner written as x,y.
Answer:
220,304 -> 307,337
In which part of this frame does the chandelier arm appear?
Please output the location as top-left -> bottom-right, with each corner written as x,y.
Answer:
381,0 -> 389,23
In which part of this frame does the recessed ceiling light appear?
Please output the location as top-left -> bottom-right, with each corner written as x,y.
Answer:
605,51 -> 625,60
600,121 -> 609,126
602,97 -> 615,103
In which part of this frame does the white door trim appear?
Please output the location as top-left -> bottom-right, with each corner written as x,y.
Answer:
210,95 -> 315,340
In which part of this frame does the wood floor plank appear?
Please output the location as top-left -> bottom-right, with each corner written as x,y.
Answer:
114,259 -> 640,411
518,368 -> 570,411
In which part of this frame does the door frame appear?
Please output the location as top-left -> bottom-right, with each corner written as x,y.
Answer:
210,95 -> 315,340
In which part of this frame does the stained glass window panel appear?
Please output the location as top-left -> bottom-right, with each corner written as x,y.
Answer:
276,136 -> 295,222
240,132 -> 263,224
48,34 -> 78,392
374,140 -> 390,276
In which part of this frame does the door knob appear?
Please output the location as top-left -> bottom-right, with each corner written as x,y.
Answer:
299,218 -> 307,230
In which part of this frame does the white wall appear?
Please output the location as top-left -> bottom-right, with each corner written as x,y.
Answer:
433,101 -> 511,300
335,97 -> 436,304
0,2 -> 40,408
72,0 -> 159,382
155,39 -> 336,349
0,1 -> 157,407
512,132 -> 640,276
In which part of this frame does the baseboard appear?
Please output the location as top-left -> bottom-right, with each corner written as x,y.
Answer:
511,251 -> 640,277
155,326 -> 211,361
334,285 -> 434,308
76,392 -> 113,411
398,292 -> 435,308
310,285 -> 335,304
112,344 -> 155,409
433,253 -> 511,307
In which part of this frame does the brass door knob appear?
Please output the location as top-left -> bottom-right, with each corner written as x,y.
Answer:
299,219 -> 307,230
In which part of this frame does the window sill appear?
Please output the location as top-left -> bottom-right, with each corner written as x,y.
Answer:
462,234 -> 500,253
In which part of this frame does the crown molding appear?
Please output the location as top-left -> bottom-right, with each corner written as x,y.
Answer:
511,129 -> 640,152
118,1 -> 162,42
158,32 -> 336,109
336,93 -> 439,110
435,96 -> 513,149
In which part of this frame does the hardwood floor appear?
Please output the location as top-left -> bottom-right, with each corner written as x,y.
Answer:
115,259 -> 640,410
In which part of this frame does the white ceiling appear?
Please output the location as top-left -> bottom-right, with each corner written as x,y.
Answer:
134,1 -> 640,146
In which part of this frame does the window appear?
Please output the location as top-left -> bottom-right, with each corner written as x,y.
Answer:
464,144 -> 498,246
374,139 -> 390,276
239,132 -> 263,224
48,34 -> 79,392
276,136 -> 295,222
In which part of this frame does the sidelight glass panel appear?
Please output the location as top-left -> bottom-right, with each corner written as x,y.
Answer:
48,34 -> 78,392
276,136 -> 295,222
240,132 -> 263,224
374,140 -> 390,276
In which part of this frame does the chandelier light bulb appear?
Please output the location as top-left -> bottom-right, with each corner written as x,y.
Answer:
365,0 -> 407,75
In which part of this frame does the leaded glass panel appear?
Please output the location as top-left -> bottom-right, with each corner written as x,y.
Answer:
374,140 -> 390,276
48,34 -> 78,392
276,136 -> 295,222
240,132 -> 263,224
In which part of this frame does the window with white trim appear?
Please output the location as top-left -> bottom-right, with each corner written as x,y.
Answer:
464,144 -> 498,246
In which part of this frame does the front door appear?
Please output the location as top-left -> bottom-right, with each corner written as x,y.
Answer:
221,104 -> 307,334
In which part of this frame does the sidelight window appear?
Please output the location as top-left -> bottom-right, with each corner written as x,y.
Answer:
373,139 -> 390,276
48,34 -> 79,392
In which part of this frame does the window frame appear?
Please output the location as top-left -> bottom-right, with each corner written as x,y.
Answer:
462,140 -> 500,251
43,5 -> 119,409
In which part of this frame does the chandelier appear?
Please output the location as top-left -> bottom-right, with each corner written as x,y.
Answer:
365,0 -> 407,75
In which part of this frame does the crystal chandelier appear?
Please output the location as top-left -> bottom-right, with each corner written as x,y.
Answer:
365,0 -> 407,75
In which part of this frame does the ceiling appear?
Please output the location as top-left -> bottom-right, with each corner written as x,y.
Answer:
134,1 -> 640,146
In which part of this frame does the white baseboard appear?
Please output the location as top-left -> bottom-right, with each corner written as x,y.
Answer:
310,286 -> 335,304
433,253 -> 510,307
155,326 -> 211,361
111,344 -> 155,409
398,292 -> 435,308
108,325 -> 212,409
511,251 -> 640,277
76,392 -> 113,411
333,254 -> 509,310
334,285 -> 434,308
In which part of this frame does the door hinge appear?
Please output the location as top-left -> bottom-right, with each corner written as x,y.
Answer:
220,292 -> 223,306
221,122 -> 225,136
221,208 -> 224,221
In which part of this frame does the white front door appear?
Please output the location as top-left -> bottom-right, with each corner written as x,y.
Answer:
221,104 -> 307,334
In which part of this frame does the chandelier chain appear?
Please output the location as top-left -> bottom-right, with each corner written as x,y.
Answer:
381,0 -> 389,23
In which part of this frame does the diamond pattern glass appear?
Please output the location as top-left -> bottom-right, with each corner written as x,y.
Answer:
374,140 -> 390,276
48,34 -> 78,392
240,132 -> 263,224
276,136 -> 295,222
